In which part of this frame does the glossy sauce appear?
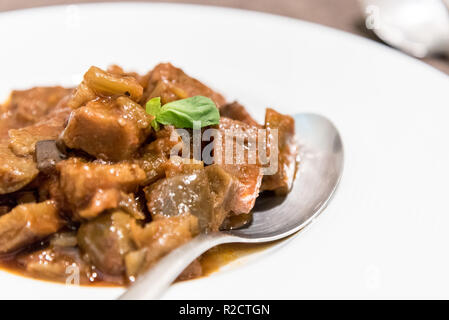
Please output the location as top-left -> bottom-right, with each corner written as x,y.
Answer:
0,242 -> 273,287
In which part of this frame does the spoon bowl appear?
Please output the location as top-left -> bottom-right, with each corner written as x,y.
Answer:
120,113 -> 344,299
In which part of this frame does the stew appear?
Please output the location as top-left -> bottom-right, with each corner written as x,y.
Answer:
0,63 -> 298,286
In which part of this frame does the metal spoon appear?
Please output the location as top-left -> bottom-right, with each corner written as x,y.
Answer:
119,113 -> 344,300
360,0 -> 449,58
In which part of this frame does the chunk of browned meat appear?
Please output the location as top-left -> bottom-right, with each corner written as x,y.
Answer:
220,165 -> 262,215
133,126 -> 182,185
214,118 -> 263,214
0,87 -> 71,138
144,169 -> 215,231
79,190 -> 145,220
0,201 -> 63,254
125,214 -> 199,279
8,108 -> 71,156
0,143 -> 39,195
61,97 -> 153,161
220,101 -> 260,127
205,164 -> 239,229
77,189 -> 123,219
56,158 -> 146,219
78,211 -> 136,275
15,246 -> 90,283
142,63 -> 226,107
135,151 -> 167,186
261,108 -> 297,195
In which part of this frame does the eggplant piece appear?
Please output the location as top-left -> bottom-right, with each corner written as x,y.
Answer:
35,140 -> 66,174
144,169 -> 215,231
77,211 -> 136,275
205,164 -> 240,230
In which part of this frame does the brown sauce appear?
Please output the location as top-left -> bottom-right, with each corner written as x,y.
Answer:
198,242 -> 275,277
0,241 -> 274,287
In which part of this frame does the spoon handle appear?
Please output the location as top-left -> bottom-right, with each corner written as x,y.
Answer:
119,232 -> 238,300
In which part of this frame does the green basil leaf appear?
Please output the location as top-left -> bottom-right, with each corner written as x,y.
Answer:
145,97 -> 161,130
156,96 -> 220,129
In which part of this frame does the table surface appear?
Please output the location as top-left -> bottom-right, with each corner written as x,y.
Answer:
1,0 -> 449,75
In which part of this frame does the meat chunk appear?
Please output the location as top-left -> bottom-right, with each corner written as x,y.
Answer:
0,87 -> 72,137
16,246 -> 91,283
61,97 -> 153,161
261,108 -> 297,195
220,101 -> 260,127
78,190 -> 145,220
0,143 -> 39,195
144,169 -> 215,231
142,63 -> 226,107
134,125 -> 182,185
205,165 -> 239,229
0,201 -> 63,254
56,158 -> 146,219
125,214 -> 199,279
221,165 -> 262,215
214,118 -> 263,214
7,86 -> 70,123
8,108 -> 71,156
77,211 -> 136,275
135,150 -> 167,186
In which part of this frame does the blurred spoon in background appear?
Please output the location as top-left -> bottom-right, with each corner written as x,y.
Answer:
360,0 -> 449,58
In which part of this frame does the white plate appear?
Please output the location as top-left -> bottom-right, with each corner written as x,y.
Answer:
1,3 -> 449,299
